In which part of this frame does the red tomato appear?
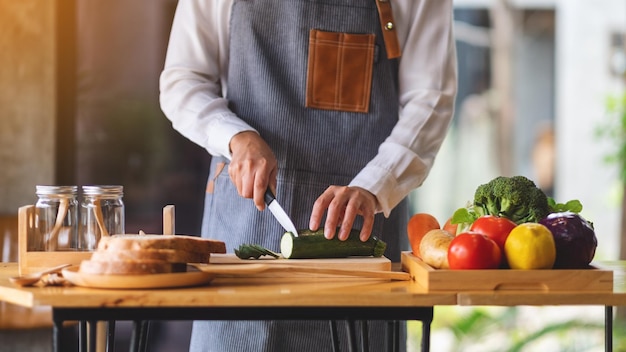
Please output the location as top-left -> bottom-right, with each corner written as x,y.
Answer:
447,232 -> 502,270
469,215 -> 516,253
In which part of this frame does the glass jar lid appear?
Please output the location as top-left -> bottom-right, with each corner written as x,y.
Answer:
35,185 -> 78,196
82,185 -> 124,196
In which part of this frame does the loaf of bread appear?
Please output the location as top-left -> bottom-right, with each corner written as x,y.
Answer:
79,234 -> 226,275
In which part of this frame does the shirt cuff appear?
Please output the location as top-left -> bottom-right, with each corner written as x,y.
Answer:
349,165 -> 397,218
206,112 -> 258,159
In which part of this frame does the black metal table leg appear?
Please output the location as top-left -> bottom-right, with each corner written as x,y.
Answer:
88,320 -> 98,352
130,320 -> 151,352
606,306 -> 613,352
139,320 -> 151,352
388,320 -> 400,352
107,320 -> 116,352
421,318 -> 431,352
52,317 -> 64,352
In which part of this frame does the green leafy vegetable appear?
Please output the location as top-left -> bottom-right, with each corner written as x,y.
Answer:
234,244 -> 280,259
547,197 -> 583,213
451,176 -> 585,227
450,205 -> 478,233
473,175 -> 550,224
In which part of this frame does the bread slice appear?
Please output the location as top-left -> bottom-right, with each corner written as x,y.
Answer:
97,234 -> 226,255
79,259 -> 186,275
90,248 -> 211,264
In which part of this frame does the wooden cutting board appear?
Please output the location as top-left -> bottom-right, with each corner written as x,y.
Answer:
207,254 -> 393,279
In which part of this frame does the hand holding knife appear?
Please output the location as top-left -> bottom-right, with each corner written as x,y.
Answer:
226,132 -> 297,236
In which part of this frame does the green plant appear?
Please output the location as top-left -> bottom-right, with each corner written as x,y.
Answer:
596,93 -> 626,182
410,306 -> 609,352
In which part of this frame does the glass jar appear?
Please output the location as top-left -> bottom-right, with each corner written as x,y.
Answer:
34,185 -> 79,251
80,185 -> 125,250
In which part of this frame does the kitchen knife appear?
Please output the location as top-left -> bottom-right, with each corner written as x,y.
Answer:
264,188 -> 299,237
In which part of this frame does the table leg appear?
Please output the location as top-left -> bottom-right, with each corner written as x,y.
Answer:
606,306 -> 613,352
79,321 -> 88,352
52,317 -> 64,352
139,320 -> 151,352
421,318 -> 431,352
386,321 -> 399,352
107,320 -> 116,352
130,320 -> 151,352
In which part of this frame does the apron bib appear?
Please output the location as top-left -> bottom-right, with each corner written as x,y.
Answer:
193,0 -> 407,350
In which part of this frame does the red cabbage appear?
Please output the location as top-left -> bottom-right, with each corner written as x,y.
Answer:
539,212 -> 597,269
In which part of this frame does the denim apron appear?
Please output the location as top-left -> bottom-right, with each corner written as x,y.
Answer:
191,0 -> 408,350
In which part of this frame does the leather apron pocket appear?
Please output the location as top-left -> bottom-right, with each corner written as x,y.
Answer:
305,29 -> 375,113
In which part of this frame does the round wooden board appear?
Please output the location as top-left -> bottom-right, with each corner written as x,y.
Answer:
62,266 -> 214,289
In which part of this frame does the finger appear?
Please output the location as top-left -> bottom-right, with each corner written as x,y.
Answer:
255,162 -> 278,211
231,158 -> 255,199
240,170 -> 255,199
228,164 -> 243,196
359,212 -> 375,242
309,189 -> 334,232
253,172 -> 267,211
338,200 -> 358,241
324,196 -> 348,240
268,168 -> 278,196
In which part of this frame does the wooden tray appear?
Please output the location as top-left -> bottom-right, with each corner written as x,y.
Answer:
401,251 -> 614,292
62,266 -> 213,289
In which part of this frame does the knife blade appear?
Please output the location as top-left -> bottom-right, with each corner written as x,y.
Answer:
264,188 -> 299,237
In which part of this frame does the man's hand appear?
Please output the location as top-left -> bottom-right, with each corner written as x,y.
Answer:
309,186 -> 377,241
228,131 -> 277,210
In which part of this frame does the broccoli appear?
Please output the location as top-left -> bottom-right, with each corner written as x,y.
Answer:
473,175 -> 550,224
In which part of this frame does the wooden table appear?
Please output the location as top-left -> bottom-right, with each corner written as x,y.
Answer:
2,261 -> 625,352
0,262 -> 455,352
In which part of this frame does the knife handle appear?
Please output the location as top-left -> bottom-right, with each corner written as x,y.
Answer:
263,188 -> 275,205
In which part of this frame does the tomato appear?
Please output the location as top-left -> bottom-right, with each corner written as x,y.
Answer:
469,215 -> 516,253
447,232 -> 501,270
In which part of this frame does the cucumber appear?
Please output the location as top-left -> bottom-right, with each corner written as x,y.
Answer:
280,229 -> 387,259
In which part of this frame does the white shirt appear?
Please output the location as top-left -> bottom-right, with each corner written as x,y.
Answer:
159,0 -> 457,216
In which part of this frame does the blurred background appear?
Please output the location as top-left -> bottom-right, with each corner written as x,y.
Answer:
0,0 -> 625,351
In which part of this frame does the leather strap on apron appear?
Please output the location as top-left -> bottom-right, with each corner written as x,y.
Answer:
375,0 -> 401,59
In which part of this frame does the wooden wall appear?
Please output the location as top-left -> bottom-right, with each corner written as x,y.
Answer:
0,1 -> 57,214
